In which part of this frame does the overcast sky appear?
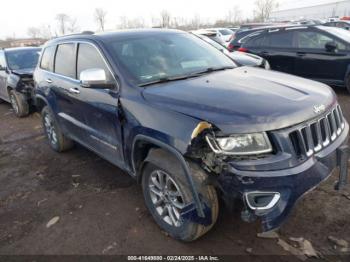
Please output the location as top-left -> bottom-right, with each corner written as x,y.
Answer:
0,0 -> 307,39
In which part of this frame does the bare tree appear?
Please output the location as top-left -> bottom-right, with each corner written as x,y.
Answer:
254,0 -> 279,22
226,5 -> 242,25
160,10 -> 171,28
94,8 -> 107,32
39,25 -> 52,39
27,27 -> 41,38
68,18 -> 79,33
56,13 -> 70,35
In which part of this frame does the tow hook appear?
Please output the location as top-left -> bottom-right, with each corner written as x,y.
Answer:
335,145 -> 350,191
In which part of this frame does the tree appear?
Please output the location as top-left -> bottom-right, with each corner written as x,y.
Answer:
27,27 -> 40,38
226,5 -> 242,25
94,8 -> 107,32
160,10 -> 171,28
254,0 -> 279,22
68,18 -> 79,33
56,13 -> 70,35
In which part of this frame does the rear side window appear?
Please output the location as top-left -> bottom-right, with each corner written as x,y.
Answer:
266,31 -> 294,48
40,46 -> 56,71
77,43 -> 112,81
55,43 -> 76,79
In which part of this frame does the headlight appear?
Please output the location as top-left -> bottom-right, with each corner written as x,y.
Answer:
206,132 -> 272,155
264,60 -> 271,70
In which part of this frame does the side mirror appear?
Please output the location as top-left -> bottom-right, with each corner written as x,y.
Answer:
325,41 -> 337,52
80,68 -> 108,88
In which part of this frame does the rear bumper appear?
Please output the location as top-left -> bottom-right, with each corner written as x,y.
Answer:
218,124 -> 349,232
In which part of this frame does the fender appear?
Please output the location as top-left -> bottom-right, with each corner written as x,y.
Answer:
131,134 -> 205,218
6,74 -> 21,92
344,64 -> 350,84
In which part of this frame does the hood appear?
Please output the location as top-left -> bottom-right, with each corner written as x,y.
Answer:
142,67 -> 336,134
227,51 -> 264,67
11,68 -> 34,78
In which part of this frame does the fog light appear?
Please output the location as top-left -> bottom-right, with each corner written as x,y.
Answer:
244,191 -> 280,210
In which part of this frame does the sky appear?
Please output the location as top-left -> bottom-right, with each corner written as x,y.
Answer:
0,0 -> 320,39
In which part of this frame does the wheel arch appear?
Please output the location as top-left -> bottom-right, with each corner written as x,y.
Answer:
131,134 -> 205,218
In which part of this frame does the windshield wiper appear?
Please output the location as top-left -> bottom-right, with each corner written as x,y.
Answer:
189,66 -> 235,76
138,66 -> 235,87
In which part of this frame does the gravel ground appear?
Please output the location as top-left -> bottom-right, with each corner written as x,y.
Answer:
0,88 -> 349,260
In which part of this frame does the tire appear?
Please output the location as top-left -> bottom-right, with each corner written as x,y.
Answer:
41,106 -> 74,152
346,75 -> 350,94
9,90 -> 29,117
141,149 -> 219,242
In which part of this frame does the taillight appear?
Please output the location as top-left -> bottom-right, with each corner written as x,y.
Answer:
238,47 -> 248,52
228,43 -> 234,51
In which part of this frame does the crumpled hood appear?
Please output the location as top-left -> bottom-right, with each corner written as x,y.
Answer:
11,68 -> 34,78
142,67 -> 336,134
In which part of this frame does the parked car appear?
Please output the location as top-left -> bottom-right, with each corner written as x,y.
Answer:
324,21 -> 350,30
239,25 -> 350,92
227,25 -> 291,51
0,47 -> 41,117
191,30 -> 226,45
193,33 -> 270,69
205,28 -> 235,42
34,29 -> 349,241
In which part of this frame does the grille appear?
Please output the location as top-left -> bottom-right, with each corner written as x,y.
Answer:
289,105 -> 345,158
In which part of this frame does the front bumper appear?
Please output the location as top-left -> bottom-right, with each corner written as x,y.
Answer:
218,123 -> 349,232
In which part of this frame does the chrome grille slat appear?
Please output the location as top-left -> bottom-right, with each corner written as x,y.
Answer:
289,105 -> 345,159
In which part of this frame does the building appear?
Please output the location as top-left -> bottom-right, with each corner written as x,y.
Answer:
270,0 -> 350,21
9,38 -> 47,47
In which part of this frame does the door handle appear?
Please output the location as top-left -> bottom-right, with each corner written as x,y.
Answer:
297,52 -> 306,57
46,78 -> 53,83
260,51 -> 269,55
69,87 -> 80,94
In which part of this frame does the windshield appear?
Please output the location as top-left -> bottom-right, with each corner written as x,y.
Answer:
219,29 -> 233,35
6,49 -> 41,70
107,33 -> 235,85
319,26 -> 350,43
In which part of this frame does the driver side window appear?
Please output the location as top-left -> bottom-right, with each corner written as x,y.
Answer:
296,31 -> 346,50
77,43 -> 112,81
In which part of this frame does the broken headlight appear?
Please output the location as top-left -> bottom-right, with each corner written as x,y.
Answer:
206,132 -> 272,155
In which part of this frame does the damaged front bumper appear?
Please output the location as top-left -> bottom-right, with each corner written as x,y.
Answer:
217,123 -> 349,232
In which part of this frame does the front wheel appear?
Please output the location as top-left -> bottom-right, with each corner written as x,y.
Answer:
9,90 -> 29,117
41,106 -> 74,152
142,150 -> 219,241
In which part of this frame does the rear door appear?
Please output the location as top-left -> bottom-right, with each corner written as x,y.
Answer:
75,42 -> 124,166
294,28 -> 349,82
52,43 -> 88,141
0,51 -> 9,101
244,29 -> 297,74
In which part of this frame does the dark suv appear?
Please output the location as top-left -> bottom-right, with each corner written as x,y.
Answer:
238,25 -> 350,92
0,47 -> 41,117
34,29 -> 349,241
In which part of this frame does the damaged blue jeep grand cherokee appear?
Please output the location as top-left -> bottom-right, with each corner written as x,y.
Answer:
34,29 -> 349,241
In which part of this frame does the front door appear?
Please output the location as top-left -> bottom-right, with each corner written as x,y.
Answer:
294,29 -> 349,83
75,42 -> 124,167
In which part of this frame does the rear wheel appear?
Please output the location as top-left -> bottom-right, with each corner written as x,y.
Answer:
41,106 -> 74,152
9,90 -> 29,117
141,149 -> 219,242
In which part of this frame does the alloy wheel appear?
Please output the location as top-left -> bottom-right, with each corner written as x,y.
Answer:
10,94 -> 19,114
44,114 -> 58,145
148,170 -> 186,227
